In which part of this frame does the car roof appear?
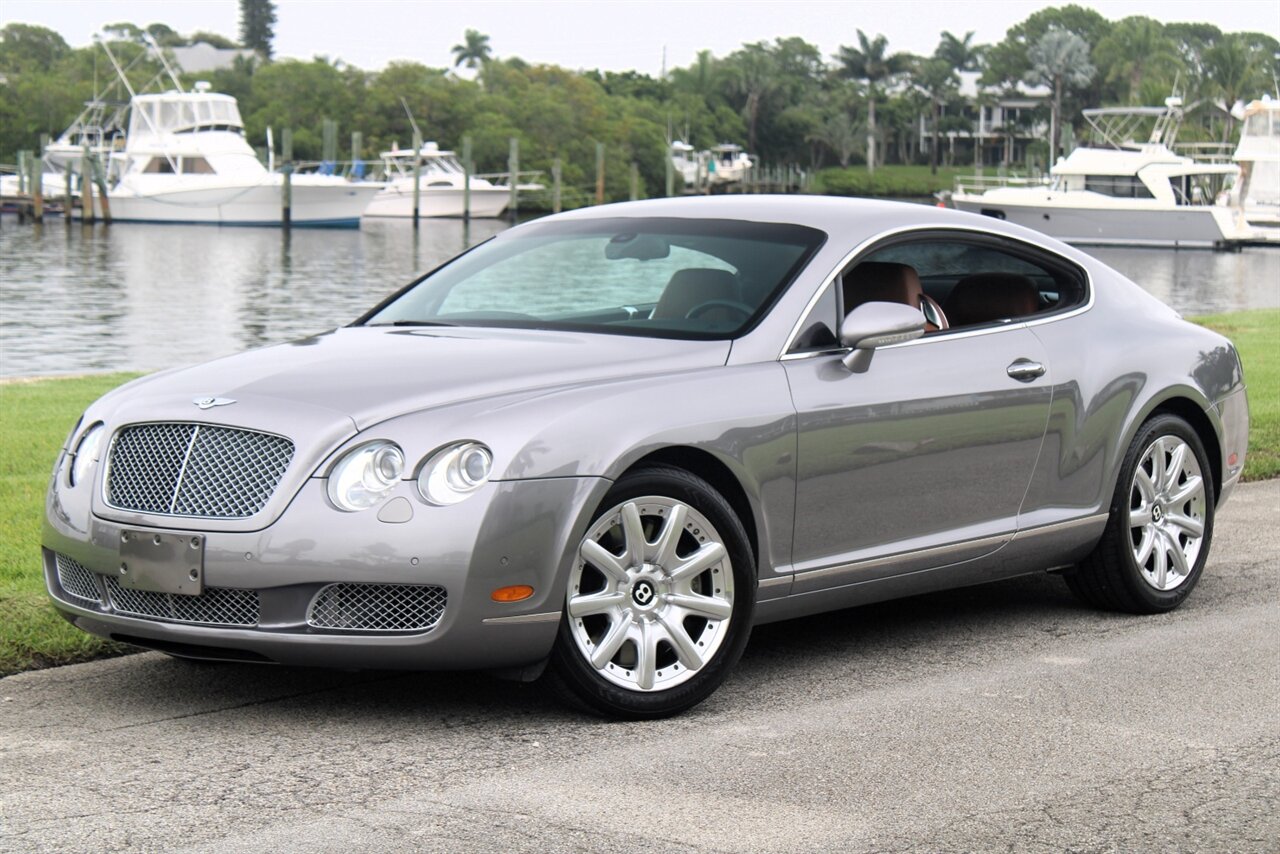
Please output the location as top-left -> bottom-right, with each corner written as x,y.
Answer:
543,194 -> 1026,244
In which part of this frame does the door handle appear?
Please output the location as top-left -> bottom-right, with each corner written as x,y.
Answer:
1006,359 -> 1046,382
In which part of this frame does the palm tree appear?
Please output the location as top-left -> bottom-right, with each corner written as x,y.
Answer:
1093,17 -> 1183,104
1202,34 -> 1267,141
1025,30 -> 1095,163
724,44 -> 778,154
836,31 -> 911,173
451,29 -> 492,69
809,112 -> 862,167
936,30 -> 984,73
914,57 -> 960,174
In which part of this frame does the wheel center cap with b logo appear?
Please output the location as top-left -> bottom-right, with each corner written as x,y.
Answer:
632,579 -> 656,607
1152,504 -> 1164,523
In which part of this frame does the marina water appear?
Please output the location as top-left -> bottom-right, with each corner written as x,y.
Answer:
1,216 -> 1277,379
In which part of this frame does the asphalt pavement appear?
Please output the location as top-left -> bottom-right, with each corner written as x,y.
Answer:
2,479 -> 1276,853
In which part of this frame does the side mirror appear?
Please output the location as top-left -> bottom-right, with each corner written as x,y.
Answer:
839,302 -> 925,373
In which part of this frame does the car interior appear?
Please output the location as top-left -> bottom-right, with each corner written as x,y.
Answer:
789,238 -> 1089,353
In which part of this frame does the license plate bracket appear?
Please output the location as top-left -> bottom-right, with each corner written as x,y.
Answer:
117,530 -> 205,595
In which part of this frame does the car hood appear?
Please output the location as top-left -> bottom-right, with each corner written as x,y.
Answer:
103,326 -> 733,433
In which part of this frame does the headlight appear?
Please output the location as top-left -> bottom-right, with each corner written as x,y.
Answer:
69,423 -> 105,487
327,441 -> 405,511
417,442 -> 492,505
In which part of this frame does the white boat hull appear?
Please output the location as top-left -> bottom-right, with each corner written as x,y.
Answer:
952,194 -> 1251,248
362,184 -> 511,218
83,176 -> 381,227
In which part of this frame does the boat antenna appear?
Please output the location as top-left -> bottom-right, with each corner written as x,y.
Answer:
143,33 -> 185,91
399,97 -> 423,147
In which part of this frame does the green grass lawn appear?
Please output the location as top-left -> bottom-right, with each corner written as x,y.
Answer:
1,373 -> 141,675
1192,309 -> 1279,481
0,310 -> 1274,675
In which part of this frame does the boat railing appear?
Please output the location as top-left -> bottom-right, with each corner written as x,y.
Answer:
481,170 -> 545,187
953,174 -> 1048,194
1173,142 -> 1235,164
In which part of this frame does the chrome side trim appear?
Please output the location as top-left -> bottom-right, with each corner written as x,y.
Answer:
1011,513 -> 1109,541
795,532 -> 1013,585
482,610 -> 562,625
757,576 -> 792,590
778,223 -> 1096,359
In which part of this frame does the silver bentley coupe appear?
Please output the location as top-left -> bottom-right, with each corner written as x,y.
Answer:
43,197 -> 1249,717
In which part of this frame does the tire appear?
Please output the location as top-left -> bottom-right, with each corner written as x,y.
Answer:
546,465 -> 755,719
1064,414 -> 1215,614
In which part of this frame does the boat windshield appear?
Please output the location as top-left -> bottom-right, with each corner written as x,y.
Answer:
128,96 -> 244,137
362,217 -> 825,340
1243,109 -> 1279,139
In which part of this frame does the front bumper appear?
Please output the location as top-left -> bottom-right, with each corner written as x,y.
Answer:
43,476 -> 610,670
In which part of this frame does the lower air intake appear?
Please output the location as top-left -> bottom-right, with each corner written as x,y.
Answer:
104,575 -> 260,627
307,583 -> 447,633
55,554 -> 104,606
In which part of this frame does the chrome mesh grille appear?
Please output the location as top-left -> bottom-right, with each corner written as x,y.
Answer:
55,554 -> 103,605
308,583 -> 447,633
104,575 -> 260,627
106,423 -> 293,518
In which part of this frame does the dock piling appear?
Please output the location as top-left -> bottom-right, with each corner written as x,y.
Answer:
30,150 -> 44,220
552,157 -> 562,214
462,135 -> 472,222
412,130 -> 422,228
281,127 -> 293,230
665,156 -> 674,198
630,162 -> 639,201
63,161 -> 73,219
595,142 -> 605,205
80,145 -> 94,224
351,131 -> 362,178
508,137 -> 519,223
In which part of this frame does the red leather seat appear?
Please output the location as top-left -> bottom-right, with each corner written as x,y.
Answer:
843,262 -> 948,332
943,273 -> 1040,327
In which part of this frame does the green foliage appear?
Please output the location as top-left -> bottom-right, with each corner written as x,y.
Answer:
4,10 -> 1280,184
239,0 -> 276,59
451,29 -> 492,69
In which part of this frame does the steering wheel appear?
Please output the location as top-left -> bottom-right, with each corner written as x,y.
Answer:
684,299 -> 754,323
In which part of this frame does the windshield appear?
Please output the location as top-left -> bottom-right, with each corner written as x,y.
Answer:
362,217 -> 825,339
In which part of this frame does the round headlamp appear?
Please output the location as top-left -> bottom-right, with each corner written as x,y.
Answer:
417,442 -> 493,506
69,423 -> 105,488
327,441 -> 405,511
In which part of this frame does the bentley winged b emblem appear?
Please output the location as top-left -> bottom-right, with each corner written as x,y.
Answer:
193,396 -> 236,410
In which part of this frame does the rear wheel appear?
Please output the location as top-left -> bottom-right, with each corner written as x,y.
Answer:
1064,414 -> 1214,613
547,465 -> 755,718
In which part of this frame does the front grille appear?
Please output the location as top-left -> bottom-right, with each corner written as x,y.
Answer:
308,583 -> 447,633
106,423 -> 293,518
105,575 -> 260,627
55,554 -> 103,605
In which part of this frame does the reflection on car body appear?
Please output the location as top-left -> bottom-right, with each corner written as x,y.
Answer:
44,197 -> 1249,717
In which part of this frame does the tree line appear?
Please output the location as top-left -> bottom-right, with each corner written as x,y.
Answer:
1,4 -> 1276,202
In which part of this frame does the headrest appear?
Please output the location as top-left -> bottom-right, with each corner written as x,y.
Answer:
843,262 -> 923,312
652,268 -> 738,319
944,273 -> 1040,326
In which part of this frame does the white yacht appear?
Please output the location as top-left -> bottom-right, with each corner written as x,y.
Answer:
1230,98 -> 1280,233
363,142 -> 539,219
669,141 -> 700,187
952,100 -> 1253,249
706,143 -> 755,185
92,87 -> 382,227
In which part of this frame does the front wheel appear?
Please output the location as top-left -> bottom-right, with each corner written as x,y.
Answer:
547,465 -> 755,718
1064,414 -> 1215,613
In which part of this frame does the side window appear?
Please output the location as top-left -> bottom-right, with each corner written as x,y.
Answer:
845,237 -> 1086,332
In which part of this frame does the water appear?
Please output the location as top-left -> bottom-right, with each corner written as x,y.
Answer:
1,216 -> 1277,378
